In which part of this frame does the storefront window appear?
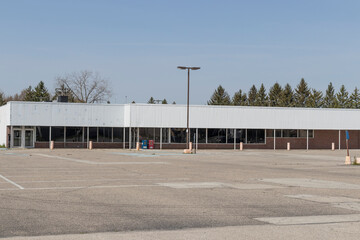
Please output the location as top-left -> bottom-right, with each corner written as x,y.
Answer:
36,126 -> 49,142
170,128 -> 186,143
208,129 -> 226,143
51,127 -> 64,142
99,127 -> 112,142
66,127 -> 83,142
247,129 -> 265,143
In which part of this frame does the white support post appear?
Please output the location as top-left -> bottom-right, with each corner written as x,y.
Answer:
205,128 -> 208,144
226,129 -> 228,144
64,127 -> 66,147
111,127 -> 114,142
234,129 -> 236,150
87,127 -> 89,149
168,128 -> 171,143
123,127 -> 126,149
245,129 -> 248,144
137,127 -> 139,143
129,127 -> 132,149
306,129 -> 309,150
82,127 -> 85,143
274,129 -> 276,150
160,128 -> 162,150
49,126 -> 51,149
339,130 -> 341,150
196,128 -> 199,151
97,127 -> 99,143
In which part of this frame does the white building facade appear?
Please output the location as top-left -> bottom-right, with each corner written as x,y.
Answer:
0,101 -> 359,149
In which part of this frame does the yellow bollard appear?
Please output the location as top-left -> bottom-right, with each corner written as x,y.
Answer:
136,142 -> 140,151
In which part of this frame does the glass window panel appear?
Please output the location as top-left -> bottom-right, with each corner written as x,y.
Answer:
113,128 -> 123,142
162,128 -> 169,143
227,129 -> 235,143
208,129 -> 226,143
299,130 -> 307,138
235,129 -> 246,143
276,130 -> 282,137
36,126 -> 49,142
283,129 -> 297,138
309,130 -> 314,138
13,130 -> 22,147
266,129 -> 274,138
89,127 -> 97,142
139,128 -> 155,142
170,128 -> 186,143
247,129 -> 265,143
124,128 -> 129,142
99,127 -> 112,142
51,127 -> 64,142
66,127 -> 83,142
198,129 -> 206,143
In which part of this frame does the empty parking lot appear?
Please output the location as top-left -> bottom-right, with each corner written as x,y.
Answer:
1,149 -> 360,239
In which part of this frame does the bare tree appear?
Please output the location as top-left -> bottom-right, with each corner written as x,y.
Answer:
55,70 -> 111,103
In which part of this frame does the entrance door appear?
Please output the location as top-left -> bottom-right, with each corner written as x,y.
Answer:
25,130 -> 34,147
13,130 -> 22,147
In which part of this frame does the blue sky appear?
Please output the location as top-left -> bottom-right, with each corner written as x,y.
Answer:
1,0 -> 360,104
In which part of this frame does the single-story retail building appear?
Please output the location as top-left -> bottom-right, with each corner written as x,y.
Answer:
0,101 -> 359,150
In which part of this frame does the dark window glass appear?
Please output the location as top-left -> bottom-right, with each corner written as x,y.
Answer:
113,128 -> 123,142
162,128 -> 169,143
208,129 -> 226,143
66,127 -> 83,142
170,128 -> 186,143
266,129 -> 274,138
283,129 -> 297,138
124,128 -> 129,142
139,128 -> 156,142
309,130 -> 314,138
51,127 -> 64,142
36,126 -> 49,141
227,129 -> 235,143
247,129 -> 265,143
99,127 -> 112,142
236,129 -> 246,143
89,127 -> 97,142
198,129 -> 206,143
276,129 -> 282,137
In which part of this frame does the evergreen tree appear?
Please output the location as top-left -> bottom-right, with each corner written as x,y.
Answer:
294,78 -> 310,107
207,85 -> 231,105
148,97 -> 155,104
53,83 -> 76,102
131,101 -> 136,104
323,82 -> 338,108
255,84 -> 268,106
268,83 -> 283,107
23,86 -> 35,101
33,81 -> 50,102
162,99 -> 168,104
0,91 -> 6,106
336,85 -> 349,108
349,87 -> 360,108
306,89 -> 323,108
232,89 -> 247,106
172,101 -> 176,104
247,85 -> 257,106
279,83 -> 294,107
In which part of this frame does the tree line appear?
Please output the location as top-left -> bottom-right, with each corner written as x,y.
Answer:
208,78 -> 360,108
0,70 -> 112,106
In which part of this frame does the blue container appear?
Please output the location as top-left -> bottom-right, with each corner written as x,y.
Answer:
142,140 -> 148,149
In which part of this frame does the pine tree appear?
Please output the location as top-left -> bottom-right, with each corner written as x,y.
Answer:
255,84 -> 268,106
268,83 -> 283,107
306,89 -> 323,108
279,83 -> 294,107
247,85 -> 257,106
232,89 -> 247,106
336,85 -> 349,108
172,101 -> 176,104
294,78 -> 310,107
349,87 -> 360,108
148,97 -> 155,104
162,99 -> 168,104
33,81 -> 50,102
23,86 -> 35,101
0,91 -> 6,106
207,85 -> 231,105
323,82 -> 338,108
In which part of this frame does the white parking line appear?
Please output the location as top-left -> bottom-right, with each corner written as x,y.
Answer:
0,174 -> 24,189
255,214 -> 360,225
0,184 -> 161,191
36,153 -> 168,165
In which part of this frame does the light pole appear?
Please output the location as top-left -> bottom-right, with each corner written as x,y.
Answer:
177,66 -> 200,149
